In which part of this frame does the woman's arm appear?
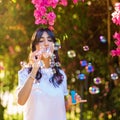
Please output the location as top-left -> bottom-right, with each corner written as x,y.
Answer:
17,55 -> 40,105
65,100 -> 71,111
17,70 -> 37,105
17,51 -> 42,105
65,96 -> 72,111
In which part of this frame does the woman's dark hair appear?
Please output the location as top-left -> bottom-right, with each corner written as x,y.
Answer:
28,28 -> 63,86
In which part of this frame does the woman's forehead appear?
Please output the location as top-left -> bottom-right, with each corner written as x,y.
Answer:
41,31 -> 50,37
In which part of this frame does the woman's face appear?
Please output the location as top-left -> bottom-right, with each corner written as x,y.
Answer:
35,31 -> 54,58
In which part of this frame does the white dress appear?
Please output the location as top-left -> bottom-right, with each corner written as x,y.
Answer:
17,67 -> 68,120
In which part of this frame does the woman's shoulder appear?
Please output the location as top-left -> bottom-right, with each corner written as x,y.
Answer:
18,67 -> 30,83
18,67 -> 29,76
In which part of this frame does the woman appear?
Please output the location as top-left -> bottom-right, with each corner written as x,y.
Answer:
17,28 -> 87,120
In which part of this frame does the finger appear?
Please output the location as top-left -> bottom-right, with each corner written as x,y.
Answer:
75,93 -> 78,98
75,94 -> 81,100
29,52 -> 36,62
32,59 -> 41,69
80,99 -> 87,103
32,51 -> 42,60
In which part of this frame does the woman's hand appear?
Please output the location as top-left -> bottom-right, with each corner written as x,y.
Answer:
67,93 -> 87,106
75,93 -> 87,104
65,94 -> 87,111
29,51 -> 42,75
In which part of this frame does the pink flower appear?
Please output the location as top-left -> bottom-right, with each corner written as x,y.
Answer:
35,18 -> 47,25
114,2 -> 120,11
112,11 -> 120,25
115,48 -> 120,55
48,26 -> 54,31
111,2 -> 120,25
37,6 -> 46,15
110,49 -> 120,56
45,0 -> 59,8
59,0 -> 68,6
115,40 -> 120,46
113,32 -> 120,41
73,0 -> 79,4
31,0 -> 85,27
31,0 -> 42,5
111,3 -> 120,56
34,7 -> 47,19
111,50 -> 117,56
47,11 -> 56,26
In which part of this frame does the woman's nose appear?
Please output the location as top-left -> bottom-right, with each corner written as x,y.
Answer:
44,39 -> 49,46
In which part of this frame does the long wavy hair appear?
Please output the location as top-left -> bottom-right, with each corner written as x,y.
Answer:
28,28 -> 63,86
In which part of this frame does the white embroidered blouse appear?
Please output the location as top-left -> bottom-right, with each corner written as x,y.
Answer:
17,67 -> 68,120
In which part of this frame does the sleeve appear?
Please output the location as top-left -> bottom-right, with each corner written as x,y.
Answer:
16,68 -> 29,92
60,70 -> 68,96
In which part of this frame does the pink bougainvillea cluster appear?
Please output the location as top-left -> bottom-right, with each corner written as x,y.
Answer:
111,3 -> 120,25
111,32 -> 120,56
31,0 -> 84,29
111,2 -> 120,56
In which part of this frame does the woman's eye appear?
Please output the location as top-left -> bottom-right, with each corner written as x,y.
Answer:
48,39 -> 53,42
39,39 -> 44,42
39,38 -> 53,42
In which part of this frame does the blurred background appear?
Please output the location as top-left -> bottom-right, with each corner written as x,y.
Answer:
0,0 -> 120,120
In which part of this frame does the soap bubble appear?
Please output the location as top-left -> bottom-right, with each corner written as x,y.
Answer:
89,86 -> 100,94
111,73 -> 118,80
78,73 -> 86,80
80,60 -> 87,67
67,50 -> 76,58
99,36 -> 107,43
85,63 -> 94,73
42,47 -> 52,58
83,45 -> 89,51
54,41 -> 61,50
20,61 -> 28,68
93,77 -> 102,85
